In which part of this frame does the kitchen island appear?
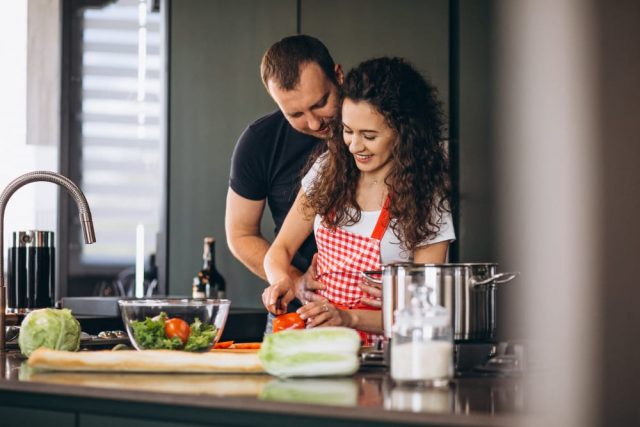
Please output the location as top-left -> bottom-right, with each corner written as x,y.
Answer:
0,351 -> 529,427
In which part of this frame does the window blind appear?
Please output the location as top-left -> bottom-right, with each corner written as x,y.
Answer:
78,0 -> 162,265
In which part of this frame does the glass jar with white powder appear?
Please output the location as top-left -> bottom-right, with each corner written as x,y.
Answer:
390,284 -> 453,387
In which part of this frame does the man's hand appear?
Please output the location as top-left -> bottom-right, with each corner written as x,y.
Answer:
262,277 -> 296,315
294,254 -> 326,303
359,277 -> 382,308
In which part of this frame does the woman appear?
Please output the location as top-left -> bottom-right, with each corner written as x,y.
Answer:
262,57 -> 455,338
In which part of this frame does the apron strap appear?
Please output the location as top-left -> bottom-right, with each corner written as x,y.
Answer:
370,195 -> 391,240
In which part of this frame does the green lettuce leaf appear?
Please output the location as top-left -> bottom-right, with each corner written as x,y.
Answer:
184,317 -> 217,352
130,312 -> 182,350
130,312 -> 216,352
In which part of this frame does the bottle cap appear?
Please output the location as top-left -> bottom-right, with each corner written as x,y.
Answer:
394,284 -> 450,328
12,230 -> 55,248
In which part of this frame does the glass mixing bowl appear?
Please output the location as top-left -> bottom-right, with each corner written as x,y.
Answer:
118,299 -> 231,352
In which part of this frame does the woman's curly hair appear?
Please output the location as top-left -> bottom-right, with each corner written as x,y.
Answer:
304,57 -> 451,252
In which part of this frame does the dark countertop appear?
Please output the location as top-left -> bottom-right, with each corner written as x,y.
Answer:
0,350 -> 531,427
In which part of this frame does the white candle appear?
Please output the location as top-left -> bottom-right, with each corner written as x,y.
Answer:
135,223 -> 144,298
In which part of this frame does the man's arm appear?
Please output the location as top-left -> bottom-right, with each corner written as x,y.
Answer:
224,188 -> 312,283
225,188 -> 271,281
226,187 -> 326,305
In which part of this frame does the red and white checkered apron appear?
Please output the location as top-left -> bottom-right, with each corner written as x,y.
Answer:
315,196 -> 391,345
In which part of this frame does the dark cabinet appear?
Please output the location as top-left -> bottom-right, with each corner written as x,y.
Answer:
1,405 -> 75,427
168,0 -> 298,305
78,414 -> 201,427
168,0 -> 456,307
167,0 -> 497,312
301,0 -> 449,112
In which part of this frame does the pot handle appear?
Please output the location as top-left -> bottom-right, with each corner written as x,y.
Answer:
471,272 -> 520,287
361,270 -> 383,285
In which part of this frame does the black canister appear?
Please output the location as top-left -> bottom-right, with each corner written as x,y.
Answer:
7,230 -> 55,313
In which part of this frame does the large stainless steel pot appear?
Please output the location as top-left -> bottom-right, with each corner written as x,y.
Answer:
363,263 -> 518,342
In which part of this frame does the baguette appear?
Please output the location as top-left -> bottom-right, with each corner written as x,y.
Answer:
28,348 -> 264,373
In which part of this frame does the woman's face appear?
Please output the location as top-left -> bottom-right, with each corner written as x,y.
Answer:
342,98 -> 397,177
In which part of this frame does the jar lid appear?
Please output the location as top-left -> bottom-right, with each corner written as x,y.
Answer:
12,230 -> 55,248
394,304 -> 450,327
393,284 -> 450,328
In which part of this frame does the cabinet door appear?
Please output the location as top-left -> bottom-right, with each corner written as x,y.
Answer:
301,0 -> 449,115
0,405 -> 75,427
79,414 -> 201,427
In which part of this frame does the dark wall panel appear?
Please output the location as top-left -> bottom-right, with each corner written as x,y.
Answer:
301,0 -> 450,117
169,0 -> 297,306
168,0 -> 496,311
458,0 -> 497,263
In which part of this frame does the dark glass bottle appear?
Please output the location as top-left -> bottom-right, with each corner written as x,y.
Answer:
194,237 -> 226,299
203,237 -> 226,298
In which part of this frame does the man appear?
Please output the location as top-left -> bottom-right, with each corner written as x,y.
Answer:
225,35 -> 344,309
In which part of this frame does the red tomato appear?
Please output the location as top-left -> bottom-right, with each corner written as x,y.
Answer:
273,312 -> 305,333
165,318 -> 190,344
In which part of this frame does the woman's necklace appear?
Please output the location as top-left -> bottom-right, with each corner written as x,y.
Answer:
360,179 -> 387,209
364,177 -> 382,186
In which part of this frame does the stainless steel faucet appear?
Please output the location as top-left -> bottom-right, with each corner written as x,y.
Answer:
0,171 -> 96,352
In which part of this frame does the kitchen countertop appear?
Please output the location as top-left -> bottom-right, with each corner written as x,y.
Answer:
0,350 -> 531,427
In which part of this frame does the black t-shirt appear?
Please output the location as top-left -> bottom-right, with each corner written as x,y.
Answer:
229,110 -> 323,272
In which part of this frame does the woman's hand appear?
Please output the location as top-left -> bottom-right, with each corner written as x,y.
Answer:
262,277 -> 296,315
294,254 -> 326,304
297,300 -> 352,328
359,279 -> 382,308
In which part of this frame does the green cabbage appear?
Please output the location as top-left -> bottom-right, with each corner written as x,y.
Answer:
18,308 -> 81,357
259,327 -> 360,378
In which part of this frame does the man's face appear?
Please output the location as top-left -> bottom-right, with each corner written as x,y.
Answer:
267,62 -> 342,139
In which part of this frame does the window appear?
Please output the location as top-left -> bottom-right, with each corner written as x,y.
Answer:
61,0 -> 165,296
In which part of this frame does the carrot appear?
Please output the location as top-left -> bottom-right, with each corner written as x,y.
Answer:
212,340 -> 234,349
233,342 -> 261,350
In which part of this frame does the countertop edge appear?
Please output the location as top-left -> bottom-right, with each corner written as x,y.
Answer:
0,378 -> 530,427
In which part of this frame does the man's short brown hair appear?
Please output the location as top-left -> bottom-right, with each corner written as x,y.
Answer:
261,35 -> 336,91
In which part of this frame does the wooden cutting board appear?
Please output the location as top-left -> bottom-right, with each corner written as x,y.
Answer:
27,347 -> 265,374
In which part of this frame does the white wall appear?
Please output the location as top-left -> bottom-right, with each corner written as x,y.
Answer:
0,0 -> 59,264
496,0 -> 599,425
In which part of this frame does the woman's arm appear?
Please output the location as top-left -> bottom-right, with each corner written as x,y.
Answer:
262,189 -> 315,314
359,240 -> 451,308
413,240 -> 449,263
297,301 -> 383,334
